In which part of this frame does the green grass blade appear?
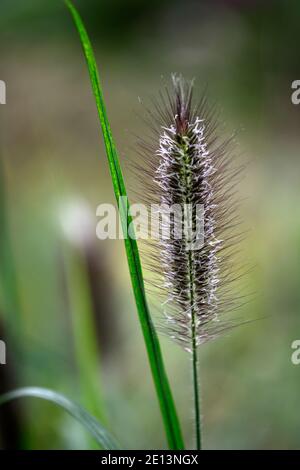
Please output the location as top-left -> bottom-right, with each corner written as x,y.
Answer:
0,387 -> 119,449
63,244 -> 106,423
65,0 -> 184,450
0,158 -> 22,338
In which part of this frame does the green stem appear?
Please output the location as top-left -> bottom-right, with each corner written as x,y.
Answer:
188,250 -> 201,450
191,308 -> 201,449
181,136 -> 202,450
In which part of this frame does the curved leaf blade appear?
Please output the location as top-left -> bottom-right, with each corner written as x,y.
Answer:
0,387 -> 119,450
65,0 -> 184,450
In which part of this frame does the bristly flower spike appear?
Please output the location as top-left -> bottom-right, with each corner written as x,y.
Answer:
136,75 -> 246,449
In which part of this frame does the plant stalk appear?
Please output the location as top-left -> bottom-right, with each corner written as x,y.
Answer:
191,312 -> 201,450
188,250 -> 202,450
181,135 -> 202,450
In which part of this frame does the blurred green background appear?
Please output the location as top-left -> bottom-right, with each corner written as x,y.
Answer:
0,0 -> 300,450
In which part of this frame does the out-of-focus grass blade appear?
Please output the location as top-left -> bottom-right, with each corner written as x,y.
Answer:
63,245 -> 105,422
65,0 -> 184,450
0,158 -> 21,339
0,387 -> 119,449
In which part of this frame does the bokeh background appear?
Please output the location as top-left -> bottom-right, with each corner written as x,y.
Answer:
0,0 -> 300,449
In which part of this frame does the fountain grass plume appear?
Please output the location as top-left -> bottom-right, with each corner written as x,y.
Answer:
135,75 -> 247,448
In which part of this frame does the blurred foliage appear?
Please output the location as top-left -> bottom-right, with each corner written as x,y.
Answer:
0,0 -> 169,47
0,0 -> 299,450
